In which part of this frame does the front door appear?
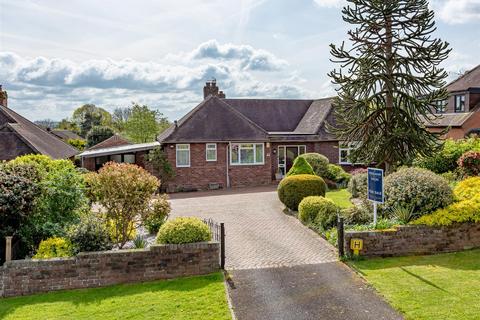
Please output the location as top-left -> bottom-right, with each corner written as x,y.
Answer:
278,145 -> 306,176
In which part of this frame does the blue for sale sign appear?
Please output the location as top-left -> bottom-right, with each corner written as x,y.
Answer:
367,168 -> 384,203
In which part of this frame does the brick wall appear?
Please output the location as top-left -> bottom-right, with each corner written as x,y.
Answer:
0,242 -> 219,298
344,223 -> 480,258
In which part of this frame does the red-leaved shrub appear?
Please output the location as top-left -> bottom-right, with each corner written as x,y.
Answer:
458,151 -> 480,176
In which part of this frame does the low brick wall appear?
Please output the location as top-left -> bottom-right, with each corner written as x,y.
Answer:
0,242 -> 219,298
344,223 -> 480,258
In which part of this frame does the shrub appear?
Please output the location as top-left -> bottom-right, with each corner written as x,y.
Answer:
286,157 -> 315,176
384,167 -> 453,215
148,147 -> 175,187
144,194 -> 171,234
325,164 -> 351,185
156,217 -> 211,244
341,206 -> 371,225
298,196 -> 338,230
457,151 -> 480,176
277,174 -> 327,210
347,172 -> 368,198
67,139 -> 86,151
390,205 -> 415,224
86,162 -> 160,248
413,195 -> 480,226
453,177 -> 480,201
299,153 -> 329,177
132,235 -> 147,249
67,212 -> 113,253
33,237 -> 74,259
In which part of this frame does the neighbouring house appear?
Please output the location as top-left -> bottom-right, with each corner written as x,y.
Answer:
0,86 -> 79,161
155,80 -> 356,192
424,64 -> 480,139
49,129 -> 83,142
79,134 -> 159,171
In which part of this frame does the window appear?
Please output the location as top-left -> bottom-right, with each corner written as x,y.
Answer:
230,143 -> 264,165
435,99 -> 447,113
176,144 -> 190,167
455,95 -> 465,113
339,143 -> 359,165
123,154 -> 136,164
205,143 -> 217,161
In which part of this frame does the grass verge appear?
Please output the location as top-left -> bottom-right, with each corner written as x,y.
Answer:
326,189 -> 353,209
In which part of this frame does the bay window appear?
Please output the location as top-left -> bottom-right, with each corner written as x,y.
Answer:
230,143 -> 264,165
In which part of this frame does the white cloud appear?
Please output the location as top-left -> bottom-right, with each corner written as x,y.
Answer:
432,0 -> 480,24
313,0 -> 345,8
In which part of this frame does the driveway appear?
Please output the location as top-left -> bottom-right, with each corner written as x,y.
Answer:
169,187 -> 403,320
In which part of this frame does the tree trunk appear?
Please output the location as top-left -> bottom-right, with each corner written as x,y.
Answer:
384,13 -> 394,174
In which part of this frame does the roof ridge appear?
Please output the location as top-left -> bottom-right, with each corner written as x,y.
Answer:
446,64 -> 480,89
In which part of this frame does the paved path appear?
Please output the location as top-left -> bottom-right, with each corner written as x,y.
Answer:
170,186 -> 337,269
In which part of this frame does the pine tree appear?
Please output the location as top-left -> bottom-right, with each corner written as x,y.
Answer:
328,0 -> 451,173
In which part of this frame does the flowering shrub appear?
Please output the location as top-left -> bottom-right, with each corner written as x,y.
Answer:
156,217 -> 211,244
86,162 -> 160,248
384,167 -> 453,215
278,174 -> 327,210
33,237 -> 74,259
457,151 -> 480,176
453,177 -> 480,201
286,157 -> 315,176
299,153 -> 329,177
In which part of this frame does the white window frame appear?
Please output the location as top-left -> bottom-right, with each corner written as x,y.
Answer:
339,142 -> 360,165
277,145 -> 307,176
176,144 -> 190,167
229,143 -> 265,166
205,143 -> 217,162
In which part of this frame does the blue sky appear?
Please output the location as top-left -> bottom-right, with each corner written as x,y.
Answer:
1,0 -> 480,121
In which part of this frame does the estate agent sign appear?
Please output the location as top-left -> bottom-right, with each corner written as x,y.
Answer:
367,167 -> 384,224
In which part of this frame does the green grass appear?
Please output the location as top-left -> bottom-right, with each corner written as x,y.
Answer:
0,272 -> 231,320
351,250 -> 480,320
326,189 -> 353,208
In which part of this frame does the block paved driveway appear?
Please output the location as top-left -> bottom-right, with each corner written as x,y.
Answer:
169,186 -> 403,320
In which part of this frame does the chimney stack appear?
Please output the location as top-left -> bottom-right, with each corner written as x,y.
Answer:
203,79 -> 226,99
0,85 -> 7,108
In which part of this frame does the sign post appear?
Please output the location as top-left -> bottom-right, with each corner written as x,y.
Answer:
367,167 -> 384,225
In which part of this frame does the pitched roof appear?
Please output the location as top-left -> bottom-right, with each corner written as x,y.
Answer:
0,105 -> 78,159
158,96 -> 336,143
79,141 -> 159,158
51,129 -> 83,141
446,64 -> 480,92
88,134 -> 131,150
422,112 -> 474,127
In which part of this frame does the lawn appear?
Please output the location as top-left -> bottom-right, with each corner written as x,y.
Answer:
351,250 -> 480,320
326,189 -> 353,208
0,272 -> 231,320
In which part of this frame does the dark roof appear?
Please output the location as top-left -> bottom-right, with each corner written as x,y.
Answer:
422,112 -> 474,127
0,105 -> 78,159
51,129 -> 83,141
447,64 -> 480,92
88,134 -> 132,150
159,95 -> 336,143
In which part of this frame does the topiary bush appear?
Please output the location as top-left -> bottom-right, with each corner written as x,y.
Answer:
384,167 -> 453,216
347,172 -> 368,198
457,151 -> 480,177
453,176 -> 480,202
325,164 -> 351,186
286,157 -> 315,176
278,174 -> 327,211
144,194 -> 171,234
33,237 -> 74,259
299,153 -> 329,177
67,212 -> 113,253
298,196 -> 338,230
156,217 -> 211,244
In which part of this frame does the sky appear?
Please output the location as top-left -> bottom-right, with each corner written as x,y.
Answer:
1,0 -> 480,122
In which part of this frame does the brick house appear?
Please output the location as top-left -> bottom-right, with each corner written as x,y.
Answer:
0,86 -> 78,161
424,64 -> 480,139
156,80 -> 355,191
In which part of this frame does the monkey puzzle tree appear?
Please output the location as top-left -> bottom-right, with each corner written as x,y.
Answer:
328,0 -> 451,173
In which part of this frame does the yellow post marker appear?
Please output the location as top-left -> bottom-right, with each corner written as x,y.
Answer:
350,238 -> 363,256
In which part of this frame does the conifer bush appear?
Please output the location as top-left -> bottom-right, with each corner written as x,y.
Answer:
299,153 -> 329,177
286,157 -> 315,176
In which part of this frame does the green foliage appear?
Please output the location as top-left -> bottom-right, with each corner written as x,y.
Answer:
299,153 -> 329,177
132,235 -> 147,249
72,104 -> 112,137
454,177 -> 480,202
156,217 -> 211,244
86,162 -> 159,248
277,174 -> 327,211
390,205 -> 415,224
125,104 -> 170,143
33,237 -> 74,259
384,167 -> 453,216
67,212 -> 113,253
341,206 -> 371,225
457,151 -> 480,177
86,126 -> 114,147
347,219 -> 398,231
286,156 -> 315,176
147,147 -> 175,186
325,227 -> 338,246
325,164 -> 351,185
144,194 -> 171,234
413,195 -> 480,226
347,172 -> 368,198
112,107 -> 132,132
328,0 -> 450,171
298,196 -> 339,230
67,139 -> 86,151
413,137 -> 480,173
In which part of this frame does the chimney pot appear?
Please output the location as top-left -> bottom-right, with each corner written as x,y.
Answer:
0,85 -> 7,108
203,80 -> 225,99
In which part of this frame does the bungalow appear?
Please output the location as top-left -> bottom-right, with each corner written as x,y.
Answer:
156,80 -> 353,191
0,86 -> 78,161
424,64 -> 480,138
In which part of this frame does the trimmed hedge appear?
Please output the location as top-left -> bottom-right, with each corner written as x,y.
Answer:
325,164 -> 351,185
298,196 -> 338,230
286,157 -> 315,176
156,217 -> 211,244
299,153 -> 329,177
278,174 -> 327,210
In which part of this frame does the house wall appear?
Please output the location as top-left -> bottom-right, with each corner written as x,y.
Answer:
0,132 -> 35,161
